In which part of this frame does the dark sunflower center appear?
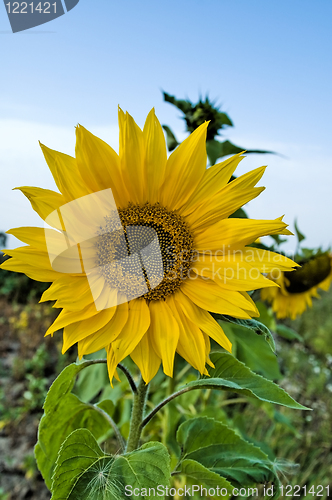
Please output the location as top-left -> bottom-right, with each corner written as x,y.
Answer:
95,203 -> 194,301
284,254 -> 331,294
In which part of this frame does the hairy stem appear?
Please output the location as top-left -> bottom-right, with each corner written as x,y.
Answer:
90,403 -> 125,453
125,376 -> 149,452
117,363 -> 137,394
141,387 -> 192,429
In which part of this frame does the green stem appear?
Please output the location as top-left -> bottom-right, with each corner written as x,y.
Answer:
79,359 -> 137,394
90,403 -> 125,453
125,376 -> 149,452
141,387 -> 192,429
162,375 -> 175,446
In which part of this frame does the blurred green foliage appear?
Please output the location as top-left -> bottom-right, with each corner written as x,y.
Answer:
0,263 -> 49,303
162,91 -> 274,165
0,232 -> 7,248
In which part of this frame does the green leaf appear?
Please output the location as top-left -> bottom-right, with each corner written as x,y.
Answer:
176,417 -> 278,488
162,91 -> 192,113
35,361 -> 114,490
74,357 -> 109,403
179,459 -> 233,492
206,139 -> 274,165
273,410 -> 300,437
222,323 -> 282,380
180,352 -> 309,410
294,219 -> 306,243
269,234 -> 288,247
162,125 -> 179,151
52,429 -> 171,499
217,315 -> 276,354
255,301 -> 276,330
0,232 -> 7,247
275,324 -> 303,342
229,207 -> 248,219
206,139 -> 224,165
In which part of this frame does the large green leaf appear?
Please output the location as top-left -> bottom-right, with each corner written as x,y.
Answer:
35,361 -> 114,489
52,429 -> 171,499
179,459 -> 233,492
176,417 -> 278,488
180,352 -> 309,410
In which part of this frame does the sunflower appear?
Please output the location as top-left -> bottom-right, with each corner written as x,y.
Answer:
1,108 -> 297,384
261,253 -> 332,320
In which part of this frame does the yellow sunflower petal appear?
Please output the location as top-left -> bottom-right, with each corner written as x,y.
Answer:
202,333 -> 215,368
192,256 -> 277,291
185,164 -> 266,229
40,143 -> 90,201
187,187 -> 265,230
75,125 -> 126,206
130,330 -> 161,383
181,153 -> 244,215
194,217 -> 293,252
40,275 -> 101,311
105,345 -> 122,386
160,122 -> 208,210
78,302 -> 129,356
6,227 -> 47,251
3,247 -> 52,270
241,248 -> 299,272
175,290 -> 232,352
181,275 -> 253,318
111,298 -> 150,365
143,109 -> 167,203
14,187 -> 65,221
0,258 -> 64,282
170,297 -> 206,374
62,306 -> 117,353
148,299 -> 179,378
45,302 -> 100,337
118,109 -> 146,204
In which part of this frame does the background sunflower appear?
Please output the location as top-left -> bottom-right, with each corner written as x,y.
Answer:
262,252 -> 332,320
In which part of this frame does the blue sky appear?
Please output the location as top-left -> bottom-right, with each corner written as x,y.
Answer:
1,0 -> 331,253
